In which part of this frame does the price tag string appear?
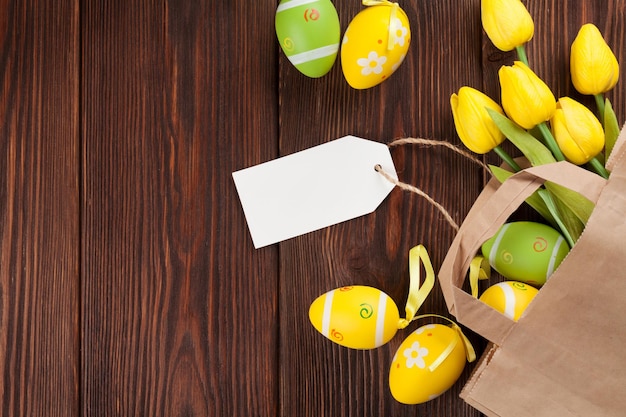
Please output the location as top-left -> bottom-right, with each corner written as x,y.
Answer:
377,136 -> 492,307
375,137 -> 490,232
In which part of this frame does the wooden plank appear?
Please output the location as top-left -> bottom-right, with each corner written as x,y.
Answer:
81,0 -> 278,415
278,1 -> 626,416
278,1 -> 486,415
0,1 -> 80,415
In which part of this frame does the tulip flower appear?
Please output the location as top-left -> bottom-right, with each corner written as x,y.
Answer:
499,61 -> 555,129
451,87 -> 504,153
570,23 -> 620,126
499,61 -> 565,161
451,87 -> 520,170
570,24 -> 619,96
481,0 -> 534,65
551,97 -> 609,178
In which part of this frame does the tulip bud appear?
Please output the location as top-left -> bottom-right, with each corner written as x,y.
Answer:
481,0 -> 534,51
450,87 -> 506,154
570,24 -> 619,95
499,61 -> 556,129
551,97 -> 605,165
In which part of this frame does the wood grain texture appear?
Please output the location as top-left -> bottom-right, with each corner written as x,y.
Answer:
0,1 -> 80,416
279,1 -> 626,416
1,1 -> 625,416
278,1 -> 486,416
81,0 -> 278,415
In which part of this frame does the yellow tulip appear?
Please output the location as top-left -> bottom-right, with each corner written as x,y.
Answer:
450,87 -> 506,154
551,97 -> 605,165
499,61 -> 556,129
570,23 -> 619,95
481,0 -> 534,51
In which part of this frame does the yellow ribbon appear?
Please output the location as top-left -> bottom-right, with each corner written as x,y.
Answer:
428,333 -> 458,371
411,314 -> 477,369
451,322 -> 477,363
397,245 -> 435,329
386,245 -> 476,368
361,0 -> 400,50
469,255 -> 491,298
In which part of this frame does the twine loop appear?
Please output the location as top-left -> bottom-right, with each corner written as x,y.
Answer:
375,137 -> 490,233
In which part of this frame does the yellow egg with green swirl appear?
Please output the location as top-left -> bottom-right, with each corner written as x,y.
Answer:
479,281 -> 539,321
308,285 -> 400,349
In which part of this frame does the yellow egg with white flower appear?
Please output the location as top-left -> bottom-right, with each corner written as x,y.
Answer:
340,3 -> 411,89
389,324 -> 467,404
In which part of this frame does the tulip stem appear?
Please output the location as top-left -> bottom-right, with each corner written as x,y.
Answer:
588,157 -> 610,179
493,146 -> 521,172
515,45 -> 529,67
537,122 -> 565,161
594,94 -> 606,121
537,189 -> 576,249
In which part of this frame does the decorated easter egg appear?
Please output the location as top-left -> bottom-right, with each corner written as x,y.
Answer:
308,285 -> 400,349
481,221 -> 570,286
341,3 -> 411,89
389,324 -> 467,404
479,281 -> 539,321
275,0 -> 340,78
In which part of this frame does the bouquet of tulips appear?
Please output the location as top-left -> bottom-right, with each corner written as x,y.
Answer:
450,0 -> 621,248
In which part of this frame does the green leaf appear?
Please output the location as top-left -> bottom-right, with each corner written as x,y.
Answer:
489,165 -> 558,228
604,98 -> 620,161
487,109 -> 594,243
544,181 -> 594,226
537,189 -> 576,248
487,109 -> 557,166
490,166 -> 586,243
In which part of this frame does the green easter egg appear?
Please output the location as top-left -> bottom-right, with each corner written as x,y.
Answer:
275,0 -> 340,78
481,221 -> 570,286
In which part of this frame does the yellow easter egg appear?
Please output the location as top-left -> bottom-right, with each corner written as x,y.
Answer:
308,285 -> 400,349
340,4 -> 411,89
479,281 -> 539,321
389,324 -> 466,404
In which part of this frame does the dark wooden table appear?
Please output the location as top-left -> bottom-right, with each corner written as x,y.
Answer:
2,1 -> 624,415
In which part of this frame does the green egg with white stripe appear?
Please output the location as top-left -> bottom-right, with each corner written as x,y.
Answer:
308,285 -> 400,349
481,221 -> 570,287
275,0 -> 340,78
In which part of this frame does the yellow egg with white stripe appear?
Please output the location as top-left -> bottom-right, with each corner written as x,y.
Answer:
308,285 -> 400,349
479,281 -> 539,321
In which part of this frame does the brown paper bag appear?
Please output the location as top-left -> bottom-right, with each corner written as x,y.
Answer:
438,129 -> 626,416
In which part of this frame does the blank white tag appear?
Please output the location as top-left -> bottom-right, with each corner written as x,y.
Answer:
232,135 -> 397,248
